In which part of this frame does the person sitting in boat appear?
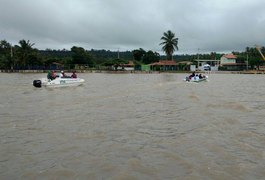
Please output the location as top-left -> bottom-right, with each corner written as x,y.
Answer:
189,72 -> 196,79
194,74 -> 200,81
51,70 -> 57,80
71,71 -> 77,78
199,74 -> 206,79
59,71 -> 66,78
47,71 -> 52,80
60,71 -> 71,78
59,71 -> 64,78
47,70 -> 57,80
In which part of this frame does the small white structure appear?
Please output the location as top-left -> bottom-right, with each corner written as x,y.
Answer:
194,59 -> 220,71
190,65 -> 196,71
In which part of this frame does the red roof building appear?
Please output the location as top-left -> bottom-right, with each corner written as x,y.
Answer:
149,60 -> 177,66
149,60 -> 177,71
220,53 -> 246,70
123,60 -> 134,67
221,54 -> 237,65
223,54 -> 237,59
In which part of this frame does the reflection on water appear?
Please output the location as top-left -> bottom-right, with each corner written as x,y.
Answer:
1,73 -> 265,179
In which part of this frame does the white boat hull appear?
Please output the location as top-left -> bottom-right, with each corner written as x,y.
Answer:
33,77 -> 85,88
184,76 -> 208,82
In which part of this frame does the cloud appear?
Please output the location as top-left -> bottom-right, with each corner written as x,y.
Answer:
1,0 -> 265,54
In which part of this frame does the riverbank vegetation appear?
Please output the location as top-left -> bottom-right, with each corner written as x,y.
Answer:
0,37 -> 264,71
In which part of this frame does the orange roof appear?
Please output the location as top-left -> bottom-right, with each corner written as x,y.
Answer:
121,61 -> 134,67
127,61 -> 134,66
150,60 -> 177,66
223,54 -> 237,59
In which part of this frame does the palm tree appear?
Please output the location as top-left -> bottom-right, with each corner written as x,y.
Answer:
160,30 -> 178,60
17,39 -> 35,67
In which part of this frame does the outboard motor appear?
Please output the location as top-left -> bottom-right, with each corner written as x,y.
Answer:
33,80 -> 42,88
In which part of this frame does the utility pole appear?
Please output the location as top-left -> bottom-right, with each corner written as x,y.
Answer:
197,48 -> 200,69
117,48 -> 120,59
10,44 -> 13,70
246,53 -> 249,71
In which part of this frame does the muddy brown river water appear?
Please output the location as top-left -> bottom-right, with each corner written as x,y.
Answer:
0,73 -> 265,179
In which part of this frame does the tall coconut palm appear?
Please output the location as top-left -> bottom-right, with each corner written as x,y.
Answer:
17,39 -> 35,67
160,30 -> 178,60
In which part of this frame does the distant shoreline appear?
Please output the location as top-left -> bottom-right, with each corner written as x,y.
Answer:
0,69 -> 264,74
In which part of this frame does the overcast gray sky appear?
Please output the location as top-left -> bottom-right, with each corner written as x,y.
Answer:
1,0 -> 265,54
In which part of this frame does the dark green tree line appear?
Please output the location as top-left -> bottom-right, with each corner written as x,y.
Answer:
0,40 -> 12,69
1,39 -> 265,70
132,48 -> 160,64
71,46 -> 94,67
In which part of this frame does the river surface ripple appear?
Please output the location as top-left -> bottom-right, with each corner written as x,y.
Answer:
0,73 -> 265,179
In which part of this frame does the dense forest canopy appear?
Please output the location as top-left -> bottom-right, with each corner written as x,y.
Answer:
0,39 -> 264,70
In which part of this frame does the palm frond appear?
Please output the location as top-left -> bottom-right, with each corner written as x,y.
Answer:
159,30 -> 179,59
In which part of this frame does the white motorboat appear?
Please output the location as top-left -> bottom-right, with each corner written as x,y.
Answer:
184,75 -> 208,82
33,77 -> 85,88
